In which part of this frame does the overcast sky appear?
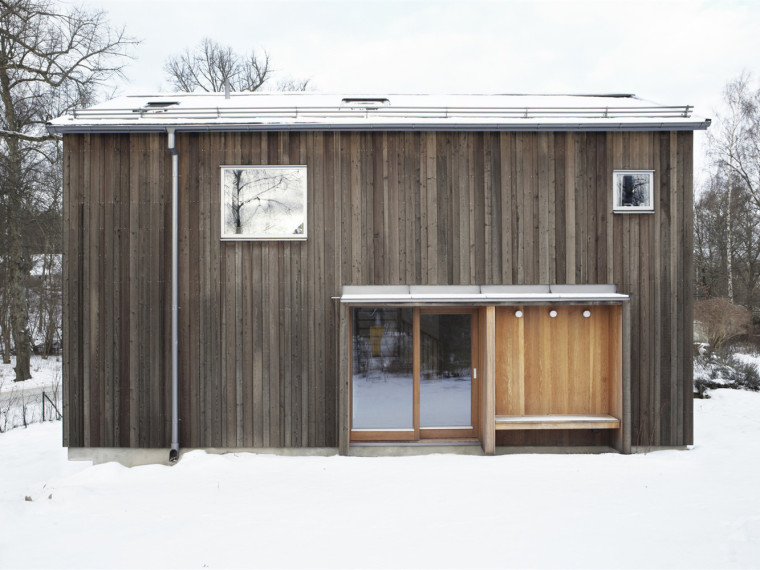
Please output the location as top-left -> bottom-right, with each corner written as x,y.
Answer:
75,0 -> 760,185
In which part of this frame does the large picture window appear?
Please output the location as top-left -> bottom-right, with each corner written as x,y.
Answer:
613,170 -> 654,213
220,165 -> 307,240
351,307 -> 477,442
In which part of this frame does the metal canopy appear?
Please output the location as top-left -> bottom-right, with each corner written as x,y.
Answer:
340,284 -> 630,304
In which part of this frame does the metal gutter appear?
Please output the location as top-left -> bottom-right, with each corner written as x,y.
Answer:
46,119 -> 711,134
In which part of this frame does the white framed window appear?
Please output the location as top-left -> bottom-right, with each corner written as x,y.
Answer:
612,170 -> 654,213
220,165 -> 307,240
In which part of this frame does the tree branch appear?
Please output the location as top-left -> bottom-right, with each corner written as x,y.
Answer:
0,128 -> 59,142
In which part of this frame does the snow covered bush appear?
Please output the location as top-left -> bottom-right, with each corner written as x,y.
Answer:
694,349 -> 760,397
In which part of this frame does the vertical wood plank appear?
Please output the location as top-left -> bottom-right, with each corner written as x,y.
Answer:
681,131 -> 694,445
565,134 -> 576,284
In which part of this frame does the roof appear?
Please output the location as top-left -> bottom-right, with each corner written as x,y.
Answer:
47,92 -> 711,134
340,284 -> 630,304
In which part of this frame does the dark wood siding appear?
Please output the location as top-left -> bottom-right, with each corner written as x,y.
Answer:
63,133 -> 171,447
63,130 -> 694,448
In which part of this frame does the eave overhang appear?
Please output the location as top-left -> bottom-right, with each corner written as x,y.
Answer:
46,119 -> 711,135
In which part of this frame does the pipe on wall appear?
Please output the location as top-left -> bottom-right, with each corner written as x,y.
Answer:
167,128 -> 180,462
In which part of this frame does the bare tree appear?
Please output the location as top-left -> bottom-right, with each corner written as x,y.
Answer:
275,77 -> 311,92
0,0 -> 135,381
706,73 -> 760,303
695,175 -> 760,319
698,73 -> 760,341
164,38 -> 309,93
695,176 -> 730,300
720,74 -> 760,211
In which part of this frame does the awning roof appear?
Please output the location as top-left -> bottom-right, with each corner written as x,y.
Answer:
340,284 -> 630,304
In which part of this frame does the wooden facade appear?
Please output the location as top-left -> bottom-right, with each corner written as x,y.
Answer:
62,129 -> 694,451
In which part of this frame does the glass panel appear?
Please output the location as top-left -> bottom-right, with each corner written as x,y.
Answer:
220,166 -> 307,239
620,173 -> 650,207
420,313 -> 472,428
614,171 -> 653,211
352,308 -> 413,429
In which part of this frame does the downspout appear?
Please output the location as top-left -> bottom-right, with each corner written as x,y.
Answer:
167,127 -> 180,462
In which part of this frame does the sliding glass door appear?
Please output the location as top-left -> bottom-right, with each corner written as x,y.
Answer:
351,307 -> 477,442
351,308 -> 415,438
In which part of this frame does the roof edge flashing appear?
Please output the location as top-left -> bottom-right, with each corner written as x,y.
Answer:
340,284 -> 630,304
46,119 -> 711,135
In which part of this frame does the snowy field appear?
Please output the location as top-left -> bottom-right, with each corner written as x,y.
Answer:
1,389 -> 759,569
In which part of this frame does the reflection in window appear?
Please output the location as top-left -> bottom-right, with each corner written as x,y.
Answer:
420,313 -> 472,427
613,170 -> 654,212
352,308 -> 413,429
220,166 -> 307,240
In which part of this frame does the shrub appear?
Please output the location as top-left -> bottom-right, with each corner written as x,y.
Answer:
694,298 -> 751,350
694,350 -> 760,397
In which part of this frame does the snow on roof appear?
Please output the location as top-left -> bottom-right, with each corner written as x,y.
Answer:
47,92 -> 711,133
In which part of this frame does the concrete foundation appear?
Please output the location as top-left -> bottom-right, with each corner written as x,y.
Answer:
68,443 -> 636,466
191,447 -> 338,458
630,445 -> 690,454
68,447 -> 172,467
67,447 -> 339,467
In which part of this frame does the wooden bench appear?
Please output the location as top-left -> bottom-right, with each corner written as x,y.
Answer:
494,414 -> 620,431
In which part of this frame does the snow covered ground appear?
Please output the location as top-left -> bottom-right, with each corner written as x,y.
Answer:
0,356 -> 62,432
0,355 -> 62,393
1,389 -> 759,569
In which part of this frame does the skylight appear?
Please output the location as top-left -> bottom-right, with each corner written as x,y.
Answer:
145,101 -> 179,108
341,97 -> 390,109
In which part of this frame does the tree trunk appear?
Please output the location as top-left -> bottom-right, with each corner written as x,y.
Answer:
727,159 -> 735,303
1,318 -> 11,364
0,281 -> 10,364
8,215 -> 32,382
40,250 -> 59,359
1,64 -> 32,382
38,251 -> 49,359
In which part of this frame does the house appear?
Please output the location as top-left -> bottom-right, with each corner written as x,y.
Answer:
47,93 -> 710,461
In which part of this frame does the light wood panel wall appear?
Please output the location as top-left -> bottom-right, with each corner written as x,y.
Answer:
63,130 -> 693,449
495,305 -> 617,417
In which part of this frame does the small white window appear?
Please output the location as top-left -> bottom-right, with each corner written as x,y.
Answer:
613,170 -> 654,213
220,166 -> 307,240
